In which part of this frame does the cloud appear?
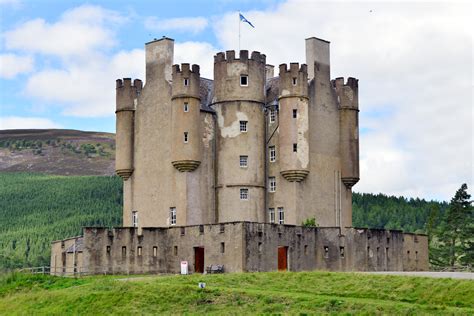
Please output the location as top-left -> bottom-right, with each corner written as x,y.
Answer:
0,116 -> 62,129
0,54 -> 34,78
212,1 -> 472,200
145,16 -> 208,34
174,42 -> 217,79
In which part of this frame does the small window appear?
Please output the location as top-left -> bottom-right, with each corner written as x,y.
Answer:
269,109 -> 276,123
292,77 -> 297,85
174,246 -> 178,256
153,246 -> 158,257
220,224 -> 225,233
324,246 -> 329,258
269,177 -> 276,192
386,237 -> 390,244
199,225 -> 204,234
170,207 -> 176,225
184,102 -> 189,112
240,120 -> 248,132
293,109 -> 297,118
184,78 -> 189,86
122,246 -> 127,258
269,208 -> 275,223
340,246 -> 345,258
240,188 -> 249,200
386,247 -> 389,259
258,242 -> 263,253
132,211 -> 138,227
240,155 -> 248,168
184,132 -> 188,143
415,251 -> 418,261
293,143 -> 297,152
240,75 -> 248,86
407,250 -> 410,259
180,227 -> 185,236
304,245 -> 308,255
106,246 -> 111,254
137,246 -> 142,256
278,207 -> 284,224
269,146 -> 276,162
220,242 -> 225,253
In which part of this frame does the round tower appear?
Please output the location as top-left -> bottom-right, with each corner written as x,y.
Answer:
278,63 -> 310,182
115,78 -> 141,180
171,63 -> 202,172
335,77 -> 360,188
213,50 -> 266,222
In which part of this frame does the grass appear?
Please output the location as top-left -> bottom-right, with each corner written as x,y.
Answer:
0,271 -> 472,315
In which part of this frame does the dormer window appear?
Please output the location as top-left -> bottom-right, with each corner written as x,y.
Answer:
184,78 -> 189,86
240,75 -> 248,86
292,77 -> 297,85
184,102 -> 189,112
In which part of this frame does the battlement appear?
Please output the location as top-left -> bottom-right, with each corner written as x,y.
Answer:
214,50 -> 266,64
171,63 -> 201,99
332,77 -> 359,109
116,78 -> 143,90
279,63 -> 308,74
332,77 -> 358,91
278,63 -> 308,98
172,63 -> 200,76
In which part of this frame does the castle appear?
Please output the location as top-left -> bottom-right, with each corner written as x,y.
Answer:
51,37 -> 428,275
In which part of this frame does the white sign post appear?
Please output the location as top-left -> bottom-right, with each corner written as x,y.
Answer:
180,261 -> 188,275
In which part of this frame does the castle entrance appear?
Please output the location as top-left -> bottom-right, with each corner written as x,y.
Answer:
194,247 -> 205,273
278,246 -> 288,271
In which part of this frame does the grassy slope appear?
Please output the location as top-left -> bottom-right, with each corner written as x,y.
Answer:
0,272 -> 472,315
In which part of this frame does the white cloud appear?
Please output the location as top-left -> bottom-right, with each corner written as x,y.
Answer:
145,16 -> 208,34
0,54 -> 34,78
212,1 -> 472,200
0,116 -> 62,129
174,42 -> 217,79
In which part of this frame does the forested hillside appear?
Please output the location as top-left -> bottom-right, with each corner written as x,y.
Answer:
0,172 -> 457,270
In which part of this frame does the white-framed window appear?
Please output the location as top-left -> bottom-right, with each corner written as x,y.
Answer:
239,155 -> 248,168
240,120 -> 248,132
292,77 -> 297,85
170,207 -> 176,225
240,188 -> 249,200
184,102 -> 189,112
184,132 -> 188,143
184,78 -> 189,86
240,75 -> 248,86
269,177 -> 276,192
269,208 -> 275,223
132,211 -> 138,227
293,109 -> 297,118
269,146 -> 276,162
269,109 -> 276,123
293,143 -> 297,152
278,207 -> 284,224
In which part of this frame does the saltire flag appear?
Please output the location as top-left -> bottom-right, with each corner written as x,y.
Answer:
239,13 -> 255,28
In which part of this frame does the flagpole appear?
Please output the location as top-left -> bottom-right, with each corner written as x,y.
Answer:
238,11 -> 241,51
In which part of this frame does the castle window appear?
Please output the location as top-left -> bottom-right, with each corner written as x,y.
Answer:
324,246 -> 329,258
180,227 -> 185,236
269,146 -> 276,162
292,77 -> 297,85
153,246 -> 157,257
340,246 -> 345,258
269,109 -> 276,123
415,251 -> 418,261
122,246 -> 127,258
184,78 -> 189,86
293,109 -> 297,118
240,155 -> 248,168
184,132 -> 188,143
174,246 -> 178,256
184,102 -> 189,112
199,225 -> 204,234
278,207 -> 285,224
240,120 -> 248,132
170,207 -> 176,225
240,75 -> 248,86
258,242 -> 263,253
293,143 -> 297,152
137,246 -> 142,256
106,246 -> 111,255
269,177 -> 276,192
132,211 -> 138,227
220,242 -> 225,254
304,245 -> 308,255
220,224 -> 225,233
269,208 -> 275,223
240,188 -> 249,200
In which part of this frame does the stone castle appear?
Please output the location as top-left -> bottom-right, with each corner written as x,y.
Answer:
51,37 -> 428,275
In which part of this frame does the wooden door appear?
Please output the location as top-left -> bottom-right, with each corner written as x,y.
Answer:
278,246 -> 288,271
194,247 -> 205,273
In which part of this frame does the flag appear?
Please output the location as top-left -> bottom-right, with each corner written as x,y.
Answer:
239,13 -> 255,28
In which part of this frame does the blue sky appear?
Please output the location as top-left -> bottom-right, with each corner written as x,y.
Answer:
0,0 -> 472,200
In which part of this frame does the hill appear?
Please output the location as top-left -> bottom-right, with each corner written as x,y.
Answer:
0,271 -> 472,314
0,129 -> 115,176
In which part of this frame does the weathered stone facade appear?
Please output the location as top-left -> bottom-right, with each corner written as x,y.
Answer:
51,36 -> 429,275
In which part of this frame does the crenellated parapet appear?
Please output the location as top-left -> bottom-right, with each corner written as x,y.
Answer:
115,78 -> 142,180
278,63 -> 308,99
333,77 -> 360,188
171,63 -> 201,101
213,50 -> 266,104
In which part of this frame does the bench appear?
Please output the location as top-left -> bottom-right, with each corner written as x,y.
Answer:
206,264 -> 224,274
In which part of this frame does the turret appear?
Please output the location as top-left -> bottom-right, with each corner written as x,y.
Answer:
278,63 -> 310,182
171,63 -> 202,172
334,77 -> 360,188
115,78 -> 142,180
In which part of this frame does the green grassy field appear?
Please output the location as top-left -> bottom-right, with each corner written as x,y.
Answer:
0,271 -> 472,315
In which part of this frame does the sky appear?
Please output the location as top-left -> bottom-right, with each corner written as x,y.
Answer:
0,0 -> 472,201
